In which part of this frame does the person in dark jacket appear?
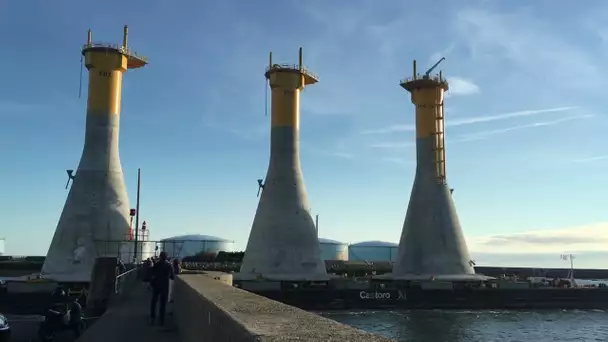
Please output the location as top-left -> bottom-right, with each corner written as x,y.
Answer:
168,258 -> 181,303
141,258 -> 153,289
149,252 -> 174,325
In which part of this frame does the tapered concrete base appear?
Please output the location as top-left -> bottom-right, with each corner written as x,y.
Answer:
391,137 -> 477,280
42,113 -> 130,283
239,127 -> 328,281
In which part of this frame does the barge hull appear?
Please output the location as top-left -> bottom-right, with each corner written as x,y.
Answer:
246,288 -> 608,310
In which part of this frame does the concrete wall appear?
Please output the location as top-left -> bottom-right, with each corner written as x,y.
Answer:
175,273 -> 394,341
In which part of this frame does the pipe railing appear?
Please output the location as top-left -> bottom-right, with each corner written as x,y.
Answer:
81,42 -> 149,63
400,74 -> 448,85
113,265 -> 139,298
265,64 -> 319,81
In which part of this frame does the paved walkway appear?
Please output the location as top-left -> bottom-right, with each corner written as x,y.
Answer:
78,283 -> 181,342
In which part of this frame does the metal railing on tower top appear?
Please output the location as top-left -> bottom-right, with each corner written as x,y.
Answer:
400,74 -> 447,85
81,42 -> 149,63
265,64 -> 319,81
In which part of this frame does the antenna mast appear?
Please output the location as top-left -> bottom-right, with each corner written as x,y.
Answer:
78,55 -> 84,98
79,29 -> 92,99
265,52 -> 272,117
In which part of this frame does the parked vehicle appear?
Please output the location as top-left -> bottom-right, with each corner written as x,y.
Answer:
0,314 -> 10,342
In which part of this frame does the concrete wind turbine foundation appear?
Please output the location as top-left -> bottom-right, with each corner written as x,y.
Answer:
236,48 -> 328,282
42,26 -> 148,282
390,58 -> 484,281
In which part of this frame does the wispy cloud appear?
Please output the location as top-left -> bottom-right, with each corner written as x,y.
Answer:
470,251 -> 608,269
454,7 -> 602,90
203,120 -> 268,141
369,113 -> 590,151
468,222 -> 608,254
303,145 -> 356,160
331,152 -> 355,160
381,157 -> 411,166
449,107 -> 576,127
448,77 -> 480,96
362,106 -> 576,135
0,100 -> 47,117
568,155 -> 608,164
370,142 -> 414,149
455,114 -> 594,141
429,43 -> 457,65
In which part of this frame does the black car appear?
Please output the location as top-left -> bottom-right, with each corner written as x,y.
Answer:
0,314 -> 10,342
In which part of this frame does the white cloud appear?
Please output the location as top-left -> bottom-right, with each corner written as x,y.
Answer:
454,114 -> 594,141
303,145 -> 356,160
368,113 -> 590,153
203,118 -> 268,141
429,43 -> 456,65
448,107 -> 576,127
332,152 -> 355,160
362,106 -> 576,135
0,100 -> 48,117
467,222 -> 608,254
454,7 -> 602,90
370,142 -> 414,149
447,77 -> 480,96
568,155 -> 608,164
381,157 -> 411,166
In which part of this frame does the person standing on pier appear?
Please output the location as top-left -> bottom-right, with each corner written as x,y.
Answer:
149,251 -> 174,325
168,258 -> 181,303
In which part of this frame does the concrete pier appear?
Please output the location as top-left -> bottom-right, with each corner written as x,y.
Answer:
42,26 -> 147,282
237,49 -> 327,281
75,271 -> 394,342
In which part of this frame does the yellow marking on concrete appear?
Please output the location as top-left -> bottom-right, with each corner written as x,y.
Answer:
412,88 -> 444,139
85,50 -> 127,114
269,71 -> 305,128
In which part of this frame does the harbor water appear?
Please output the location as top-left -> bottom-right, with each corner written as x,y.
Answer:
320,309 -> 608,341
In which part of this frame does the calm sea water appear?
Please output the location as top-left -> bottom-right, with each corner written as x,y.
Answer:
320,309 -> 608,341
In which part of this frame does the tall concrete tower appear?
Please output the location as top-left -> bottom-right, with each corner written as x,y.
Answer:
392,59 -> 480,281
42,26 -> 148,282
237,48 -> 328,281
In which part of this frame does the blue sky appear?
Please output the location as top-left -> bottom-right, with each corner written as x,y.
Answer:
2,0 -> 608,268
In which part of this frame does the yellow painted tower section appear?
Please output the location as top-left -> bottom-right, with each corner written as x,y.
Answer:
401,59 -> 449,183
85,53 -> 127,114
265,48 -> 318,129
411,88 -> 444,139
82,25 -> 148,115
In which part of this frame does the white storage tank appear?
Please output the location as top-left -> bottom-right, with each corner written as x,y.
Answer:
160,234 -> 234,259
348,241 -> 398,262
318,238 -> 348,261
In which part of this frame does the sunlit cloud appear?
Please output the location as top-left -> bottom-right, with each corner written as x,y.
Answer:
448,76 -> 480,96
467,222 -> 608,254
